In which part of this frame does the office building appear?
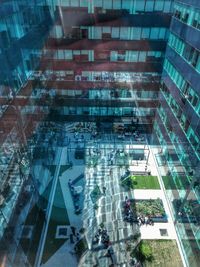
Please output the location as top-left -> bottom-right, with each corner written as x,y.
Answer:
0,1 -> 199,267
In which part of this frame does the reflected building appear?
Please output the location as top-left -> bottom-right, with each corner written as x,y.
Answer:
0,0 -> 199,267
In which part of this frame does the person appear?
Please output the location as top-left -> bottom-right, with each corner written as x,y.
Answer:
95,233 -> 100,243
76,232 -> 80,241
70,233 -> 74,243
125,199 -> 131,209
71,185 -> 75,193
103,186 -> 106,195
141,216 -> 145,225
145,216 -> 148,226
102,228 -> 107,236
71,226 -> 76,236
68,179 -> 72,187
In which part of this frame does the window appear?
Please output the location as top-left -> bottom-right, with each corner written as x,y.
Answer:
94,0 -> 102,7
103,0 -> 112,9
196,55 -> 200,72
182,13 -> 189,23
192,95 -> 199,107
189,134 -> 198,148
135,1 -> 145,12
102,27 -> 111,33
110,51 -> 117,61
158,28 -> 166,39
111,27 -> 119,38
191,50 -> 199,68
145,1 -> 154,12
139,52 -> 146,62
174,2 -> 200,31
150,28 -> 159,39
71,0 -> 79,7
155,0 -> 164,11
113,0 -> 121,9
142,28 -> 150,39
163,1 -> 171,13
183,45 -> 194,62
133,28 -> 141,40
80,0 -> 88,7
120,27 -> 128,39
192,11 -> 200,29
122,0 -> 131,10
174,9 -> 181,19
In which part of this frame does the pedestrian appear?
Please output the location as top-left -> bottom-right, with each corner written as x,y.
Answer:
76,232 -> 80,241
103,186 -> 106,195
95,233 -> 100,243
145,216 -> 148,226
68,179 -> 72,187
70,233 -> 74,243
71,226 -> 76,236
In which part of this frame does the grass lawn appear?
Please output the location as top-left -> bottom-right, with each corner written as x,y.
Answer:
122,175 -> 160,189
42,180 -> 70,264
162,176 -> 190,190
143,240 -> 183,267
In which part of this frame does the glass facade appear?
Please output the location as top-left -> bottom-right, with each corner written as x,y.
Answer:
154,1 -> 200,267
0,1 -> 199,267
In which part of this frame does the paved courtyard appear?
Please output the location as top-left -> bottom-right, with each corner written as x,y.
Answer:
31,126 -> 180,267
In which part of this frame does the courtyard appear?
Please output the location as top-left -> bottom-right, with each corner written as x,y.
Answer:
26,123 -> 182,267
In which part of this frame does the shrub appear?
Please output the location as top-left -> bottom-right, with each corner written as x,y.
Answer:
138,241 -> 153,262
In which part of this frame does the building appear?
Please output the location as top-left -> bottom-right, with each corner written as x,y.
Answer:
0,1 -> 199,267
154,0 -> 200,266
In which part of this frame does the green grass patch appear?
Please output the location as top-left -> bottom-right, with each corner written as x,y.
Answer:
139,240 -> 184,267
122,175 -> 160,189
42,180 -> 70,264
